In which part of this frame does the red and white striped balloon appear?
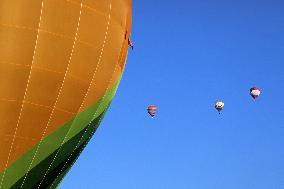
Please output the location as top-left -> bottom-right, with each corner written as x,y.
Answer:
147,105 -> 157,117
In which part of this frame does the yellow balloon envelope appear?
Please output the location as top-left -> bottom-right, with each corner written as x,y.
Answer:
0,0 -> 131,188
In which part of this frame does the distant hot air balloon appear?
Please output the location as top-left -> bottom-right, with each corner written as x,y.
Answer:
147,105 -> 157,117
215,101 -> 224,114
250,87 -> 261,101
0,0 -> 132,188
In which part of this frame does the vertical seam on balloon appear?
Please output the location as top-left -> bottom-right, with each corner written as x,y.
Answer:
0,1 -> 44,188
40,2 -> 113,187
47,2 -> 129,188
36,2 -> 113,188
19,2 -> 83,189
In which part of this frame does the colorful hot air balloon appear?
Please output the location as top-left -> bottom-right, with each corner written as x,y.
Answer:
147,105 -> 157,117
215,101 -> 224,114
0,0 -> 132,188
250,87 -> 261,101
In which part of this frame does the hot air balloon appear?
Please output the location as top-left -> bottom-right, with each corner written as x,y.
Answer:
147,105 -> 157,117
250,87 -> 261,101
0,0 -> 132,188
215,101 -> 224,114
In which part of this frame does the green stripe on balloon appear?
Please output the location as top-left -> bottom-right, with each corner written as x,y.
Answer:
0,78 -> 121,188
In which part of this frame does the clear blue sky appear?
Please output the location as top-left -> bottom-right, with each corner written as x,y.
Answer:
60,0 -> 284,188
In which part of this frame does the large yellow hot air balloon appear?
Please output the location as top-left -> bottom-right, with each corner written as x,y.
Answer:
0,0 -> 132,188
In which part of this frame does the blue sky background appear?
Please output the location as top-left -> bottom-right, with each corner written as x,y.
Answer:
60,0 -> 284,188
